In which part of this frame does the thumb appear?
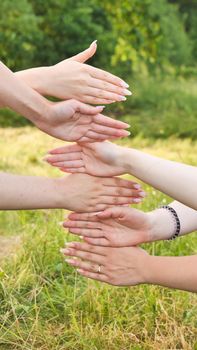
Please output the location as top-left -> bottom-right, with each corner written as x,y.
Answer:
70,40 -> 97,63
72,100 -> 104,115
97,207 -> 125,220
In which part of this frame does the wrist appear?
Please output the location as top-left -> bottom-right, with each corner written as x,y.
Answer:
144,255 -> 158,285
49,177 -> 67,209
146,209 -> 175,242
15,66 -> 51,96
138,253 -> 153,284
119,147 -> 137,174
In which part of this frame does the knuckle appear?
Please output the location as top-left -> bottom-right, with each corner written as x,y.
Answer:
86,252 -> 92,260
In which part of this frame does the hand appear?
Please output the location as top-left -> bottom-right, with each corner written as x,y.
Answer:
37,100 -> 130,142
45,141 -> 127,174
61,242 -> 149,286
44,41 -> 131,104
57,174 -> 144,212
63,206 -> 152,246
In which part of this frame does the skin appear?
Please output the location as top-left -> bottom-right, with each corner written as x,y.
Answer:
61,242 -> 197,292
46,141 -> 197,210
63,202 -> 197,246
0,62 -> 130,142
15,41 -> 131,105
0,173 -> 143,212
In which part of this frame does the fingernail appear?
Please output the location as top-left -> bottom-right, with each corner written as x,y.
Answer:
133,198 -> 142,203
125,131 -> 131,136
123,89 -> 132,96
120,81 -> 129,88
42,157 -> 49,162
90,40 -> 97,46
79,236 -> 83,239
65,259 -> 75,265
58,221 -> 64,226
133,184 -> 141,189
60,248 -> 70,254
66,242 -> 75,248
96,105 -> 105,109
139,191 -> 146,198
118,96 -> 127,101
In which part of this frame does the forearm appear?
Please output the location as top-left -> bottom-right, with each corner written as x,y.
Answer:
148,201 -> 197,241
122,148 -> 197,210
0,61 -> 49,124
146,255 -> 197,292
14,67 -> 50,96
0,172 -> 62,210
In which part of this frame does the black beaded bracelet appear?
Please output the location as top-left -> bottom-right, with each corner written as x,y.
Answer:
160,205 -> 181,240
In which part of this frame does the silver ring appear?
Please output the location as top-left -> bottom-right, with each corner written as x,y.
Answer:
97,264 -> 102,273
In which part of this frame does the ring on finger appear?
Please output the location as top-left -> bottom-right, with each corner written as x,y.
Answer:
96,264 -> 102,273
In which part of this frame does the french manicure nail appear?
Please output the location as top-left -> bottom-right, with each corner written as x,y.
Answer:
133,198 -> 142,203
133,184 -> 141,189
96,105 -> 105,109
119,96 -> 127,101
139,191 -> 146,198
123,89 -> 132,96
91,40 -> 97,46
65,259 -> 75,264
121,81 -> 129,88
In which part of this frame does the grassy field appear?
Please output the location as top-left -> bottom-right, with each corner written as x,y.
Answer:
0,127 -> 196,350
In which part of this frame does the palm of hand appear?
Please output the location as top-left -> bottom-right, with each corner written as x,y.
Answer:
80,142 -> 125,176
45,101 -> 95,142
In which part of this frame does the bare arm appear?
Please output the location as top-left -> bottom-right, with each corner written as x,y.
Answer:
146,255 -> 197,293
121,147 -> 197,210
0,172 -> 141,212
46,142 -> 197,210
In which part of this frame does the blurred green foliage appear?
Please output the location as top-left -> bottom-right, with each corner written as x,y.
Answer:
0,0 -> 196,138
0,0 -> 196,72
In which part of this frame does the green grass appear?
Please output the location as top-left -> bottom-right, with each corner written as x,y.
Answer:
0,127 -> 196,349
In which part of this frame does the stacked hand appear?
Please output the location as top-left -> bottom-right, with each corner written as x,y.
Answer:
37,101 -> 130,142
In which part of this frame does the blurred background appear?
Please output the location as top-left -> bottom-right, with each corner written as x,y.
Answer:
0,0 -> 197,138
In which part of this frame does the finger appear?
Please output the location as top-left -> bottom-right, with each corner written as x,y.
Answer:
93,114 -> 130,129
89,77 -> 131,96
91,123 -> 130,137
99,196 -> 142,205
65,258 -> 105,274
48,144 -> 81,155
85,87 -> 127,102
74,100 -> 105,115
77,269 -> 108,283
64,220 -> 102,230
65,241 -> 106,255
59,167 -> 86,173
68,227 -> 103,238
68,212 -> 100,222
70,40 -> 97,63
83,131 -> 124,141
88,65 -> 129,88
103,177 -> 140,189
84,237 -> 109,246
101,187 -> 143,197
61,247 -> 105,264
44,152 -> 82,164
49,160 -> 84,168
96,207 -> 126,220
82,95 -> 115,105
